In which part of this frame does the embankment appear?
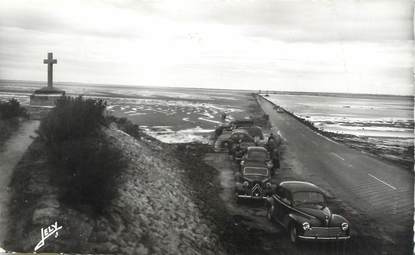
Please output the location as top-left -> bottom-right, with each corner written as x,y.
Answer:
4,123 -> 225,254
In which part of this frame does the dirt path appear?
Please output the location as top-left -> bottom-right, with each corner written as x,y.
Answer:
0,120 -> 39,248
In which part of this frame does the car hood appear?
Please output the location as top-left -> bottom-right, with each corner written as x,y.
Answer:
239,142 -> 256,148
244,161 -> 267,168
298,206 -> 332,224
243,175 -> 269,183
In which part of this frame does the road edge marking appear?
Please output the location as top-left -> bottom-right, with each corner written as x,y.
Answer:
331,152 -> 345,161
368,173 -> 397,191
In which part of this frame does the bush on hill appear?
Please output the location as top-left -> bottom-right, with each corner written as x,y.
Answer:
38,96 -> 126,214
0,98 -> 28,147
105,115 -> 141,139
38,96 -> 107,145
0,98 -> 28,120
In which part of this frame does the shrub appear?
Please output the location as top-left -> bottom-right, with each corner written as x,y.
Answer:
38,96 -> 107,145
50,136 -> 126,213
106,116 -> 141,139
0,98 -> 28,120
38,96 -> 125,214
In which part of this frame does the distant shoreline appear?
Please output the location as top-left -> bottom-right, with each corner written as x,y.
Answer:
259,94 -> 414,170
0,79 -> 413,98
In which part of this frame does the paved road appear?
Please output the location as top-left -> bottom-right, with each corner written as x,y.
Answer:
257,96 -> 413,244
0,120 -> 39,249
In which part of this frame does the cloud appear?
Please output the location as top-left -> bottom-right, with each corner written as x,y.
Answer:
149,0 -> 413,41
0,0 -> 412,95
1,0 -> 412,41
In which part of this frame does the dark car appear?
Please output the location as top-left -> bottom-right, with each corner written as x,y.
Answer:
213,124 -> 232,139
235,162 -> 276,201
229,129 -> 254,143
239,125 -> 264,140
266,181 -> 350,244
240,146 -> 272,172
215,128 -> 233,150
230,119 -> 255,129
232,140 -> 256,161
227,129 -> 255,155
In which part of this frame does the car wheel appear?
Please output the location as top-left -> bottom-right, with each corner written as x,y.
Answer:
289,223 -> 299,244
266,205 -> 274,221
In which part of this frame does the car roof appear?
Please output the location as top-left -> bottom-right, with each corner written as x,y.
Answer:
241,126 -> 263,135
279,181 -> 323,193
243,125 -> 262,130
232,119 -> 254,123
231,129 -> 250,134
244,161 -> 267,168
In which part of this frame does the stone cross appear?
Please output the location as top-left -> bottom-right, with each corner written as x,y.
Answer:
43,52 -> 57,89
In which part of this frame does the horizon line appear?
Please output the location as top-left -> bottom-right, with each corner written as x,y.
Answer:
0,78 -> 413,97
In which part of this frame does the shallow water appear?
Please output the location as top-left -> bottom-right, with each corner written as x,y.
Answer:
265,93 -> 414,139
0,80 -> 251,143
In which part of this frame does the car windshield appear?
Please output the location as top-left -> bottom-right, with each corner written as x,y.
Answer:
292,191 -> 326,208
247,150 -> 268,161
243,167 -> 268,176
232,133 -> 254,142
234,121 -> 254,127
247,128 -> 263,139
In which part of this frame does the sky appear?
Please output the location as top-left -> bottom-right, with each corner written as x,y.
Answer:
0,0 -> 413,95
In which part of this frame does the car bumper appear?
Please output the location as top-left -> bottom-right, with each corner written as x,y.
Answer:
298,235 -> 350,240
236,194 -> 267,199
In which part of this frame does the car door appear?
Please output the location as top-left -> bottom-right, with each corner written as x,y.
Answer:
276,189 -> 292,227
272,187 -> 291,227
279,190 -> 294,229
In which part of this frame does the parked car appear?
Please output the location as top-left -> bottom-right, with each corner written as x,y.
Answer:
235,162 -> 276,201
215,128 -> 233,150
239,125 -> 264,140
232,140 -> 256,161
213,124 -> 232,139
227,129 -> 255,155
230,119 -> 255,129
276,107 -> 284,113
266,181 -> 351,244
214,119 -> 255,150
240,146 -> 272,172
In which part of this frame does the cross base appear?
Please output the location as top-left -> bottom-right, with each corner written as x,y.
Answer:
30,87 -> 65,106
34,86 -> 66,94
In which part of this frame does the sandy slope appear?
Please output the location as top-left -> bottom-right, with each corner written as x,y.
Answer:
4,124 -> 224,254
95,125 -> 224,254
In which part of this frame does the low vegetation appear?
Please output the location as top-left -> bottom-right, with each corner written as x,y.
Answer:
105,115 -> 141,139
0,98 -> 28,147
0,98 -> 28,120
37,96 -> 126,214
